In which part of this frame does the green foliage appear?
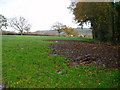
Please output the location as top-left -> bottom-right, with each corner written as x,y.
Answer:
71,2 -> 120,44
2,35 -> 119,88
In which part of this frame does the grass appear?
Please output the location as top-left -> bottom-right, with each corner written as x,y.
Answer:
2,35 -> 119,88
0,35 -> 2,86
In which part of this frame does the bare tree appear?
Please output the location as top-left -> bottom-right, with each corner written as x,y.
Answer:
51,22 -> 66,37
0,14 -> 7,30
9,17 -> 31,35
24,24 -> 31,33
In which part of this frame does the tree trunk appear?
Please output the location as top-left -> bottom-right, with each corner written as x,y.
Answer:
20,31 -> 23,35
58,32 -> 60,37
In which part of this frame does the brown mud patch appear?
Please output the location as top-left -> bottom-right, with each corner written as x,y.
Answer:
46,40 -> 120,69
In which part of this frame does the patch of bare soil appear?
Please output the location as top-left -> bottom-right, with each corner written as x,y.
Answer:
46,40 -> 120,69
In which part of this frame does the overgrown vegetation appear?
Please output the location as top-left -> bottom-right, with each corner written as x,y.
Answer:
69,2 -> 120,44
2,35 -> 119,88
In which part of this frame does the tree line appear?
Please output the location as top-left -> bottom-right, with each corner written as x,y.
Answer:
69,2 -> 120,44
0,15 -> 77,36
0,15 -> 31,35
1,2 -> 120,44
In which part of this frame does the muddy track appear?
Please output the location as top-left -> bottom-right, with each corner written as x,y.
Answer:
46,40 -> 120,69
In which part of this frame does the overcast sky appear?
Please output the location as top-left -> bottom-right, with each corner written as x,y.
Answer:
0,0 -> 82,32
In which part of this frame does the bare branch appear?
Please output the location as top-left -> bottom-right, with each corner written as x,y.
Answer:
0,14 -> 7,30
9,16 -> 31,35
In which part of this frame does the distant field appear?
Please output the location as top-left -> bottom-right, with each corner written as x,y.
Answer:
2,35 -> 119,88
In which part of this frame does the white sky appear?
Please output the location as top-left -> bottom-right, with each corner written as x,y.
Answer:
0,0 -> 82,32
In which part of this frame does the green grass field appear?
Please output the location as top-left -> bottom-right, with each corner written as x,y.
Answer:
2,35 -> 119,88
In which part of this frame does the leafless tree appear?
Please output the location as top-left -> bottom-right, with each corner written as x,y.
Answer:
51,22 -> 66,37
9,17 -> 31,35
0,14 -> 7,30
24,24 -> 31,33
